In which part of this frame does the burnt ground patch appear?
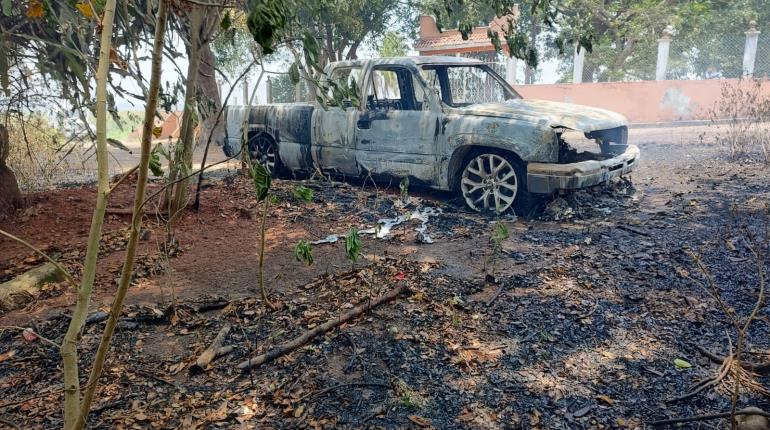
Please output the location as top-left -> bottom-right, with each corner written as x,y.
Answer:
0,132 -> 769,429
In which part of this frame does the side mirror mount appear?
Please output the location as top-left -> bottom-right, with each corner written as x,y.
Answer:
357,111 -> 371,129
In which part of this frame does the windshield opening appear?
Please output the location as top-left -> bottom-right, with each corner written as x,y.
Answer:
421,64 -> 520,107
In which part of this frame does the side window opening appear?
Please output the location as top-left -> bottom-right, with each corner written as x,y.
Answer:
328,67 -> 362,107
366,67 -> 423,112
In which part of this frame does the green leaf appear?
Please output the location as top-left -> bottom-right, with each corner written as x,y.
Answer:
674,359 -> 692,369
292,185 -> 313,203
250,162 -> 272,202
1,0 -> 12,17
345,228 -> 361,263
220,11 -> 232,31
294,240 -> 314,266
149,147 -> 164,176
288,62 -> 300,85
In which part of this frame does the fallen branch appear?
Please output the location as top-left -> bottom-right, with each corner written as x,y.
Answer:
617,224 -> 650,237
0,263 -> 66,311
237,284 -> 407,370
695,344 -> 770,374
485,284 -> 505,307
108,164 -> 139,194
0,229 -> 77,286
190,323 -> 231,374
0,416 -> 20,430
651,407 -> 770,427
105,208 -> 134,216
193,300 -> 230,313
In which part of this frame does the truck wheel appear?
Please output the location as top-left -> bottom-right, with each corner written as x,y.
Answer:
247,134 -> 284,177
460,151 -> 531,215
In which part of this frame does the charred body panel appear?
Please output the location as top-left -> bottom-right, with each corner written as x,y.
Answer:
250,104 -> 314,171
224,104 -> 314,171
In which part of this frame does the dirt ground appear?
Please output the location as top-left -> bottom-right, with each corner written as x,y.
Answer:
0,125 -> 769,429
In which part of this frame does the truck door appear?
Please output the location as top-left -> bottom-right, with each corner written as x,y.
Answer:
354,65 -> 441,184
311,66 -> 362,176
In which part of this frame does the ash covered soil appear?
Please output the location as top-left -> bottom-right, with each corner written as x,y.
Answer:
0,126 -> 769,429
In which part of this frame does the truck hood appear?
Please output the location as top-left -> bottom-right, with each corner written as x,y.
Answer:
455,99 -> 627,132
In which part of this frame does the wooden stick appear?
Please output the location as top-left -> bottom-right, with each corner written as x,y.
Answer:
651,408 -> 770,427
190,323 -> 231,374
695,344 -> 770,374
108,164 -> 139,194
216,345 -> 234,357
617,224 -> 650,237
237,284 -> 406,370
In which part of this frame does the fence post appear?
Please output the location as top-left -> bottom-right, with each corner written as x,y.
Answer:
266,76 -> 273,104
505,57 -> 518,85
294,80 -> 302,102
743,20 -> 760,77
572,44 -> 585,83
656,26 -> 673,81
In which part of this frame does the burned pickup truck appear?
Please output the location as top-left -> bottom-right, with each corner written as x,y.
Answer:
223,56 -> 639,214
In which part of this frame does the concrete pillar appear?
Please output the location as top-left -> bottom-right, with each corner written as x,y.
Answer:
505,57 -> 518,85
572,45 -> 585,83
656,26 -> 673,81
743,21 -> 761,76
266,76 -> 273,104
242,79 -> 249,106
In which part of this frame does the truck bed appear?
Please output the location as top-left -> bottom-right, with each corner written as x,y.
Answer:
222,103 -> 315,171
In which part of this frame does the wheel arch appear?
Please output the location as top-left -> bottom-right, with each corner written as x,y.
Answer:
246,127 -> 278,148
447,145 -> 526,191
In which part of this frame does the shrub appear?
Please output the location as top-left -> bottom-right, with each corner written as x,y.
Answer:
5,116 -> 69,190
710,78 -> 770,163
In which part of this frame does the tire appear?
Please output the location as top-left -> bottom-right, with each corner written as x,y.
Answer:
459,150 -> 534,216
247,133 -> 285,177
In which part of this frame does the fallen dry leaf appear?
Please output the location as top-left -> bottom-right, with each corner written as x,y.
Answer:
408,414 -> 432,427
0,349 -> 16,362
596,394 -> 615,406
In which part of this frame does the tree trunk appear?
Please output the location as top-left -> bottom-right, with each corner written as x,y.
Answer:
61,0 -> 118,427
0,125 -> 21,219
72,2 -> 170,429
196,42 -> 223,148
166,6 -> 203,223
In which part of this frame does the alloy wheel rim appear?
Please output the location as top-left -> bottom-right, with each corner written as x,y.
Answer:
461,153 -> 518,213
249,136 -> 276,174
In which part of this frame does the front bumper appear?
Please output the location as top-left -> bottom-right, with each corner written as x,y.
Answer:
526,145 -> 640,194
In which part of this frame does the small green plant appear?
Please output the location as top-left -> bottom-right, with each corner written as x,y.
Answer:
250,162 -> 274,309
345,228 -> 361,263
294,240 -> 314,265
292,185 -> 314,202
491,221 -> 509,248
392,377 -> 425,409
486,221 -> 509,283
399,176 -> 410,204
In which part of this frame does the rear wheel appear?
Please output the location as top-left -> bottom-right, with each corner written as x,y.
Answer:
460,151 -> 531,215
247,134 -> 283,176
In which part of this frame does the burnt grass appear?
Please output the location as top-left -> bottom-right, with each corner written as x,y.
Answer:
1,157 -> 770,429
